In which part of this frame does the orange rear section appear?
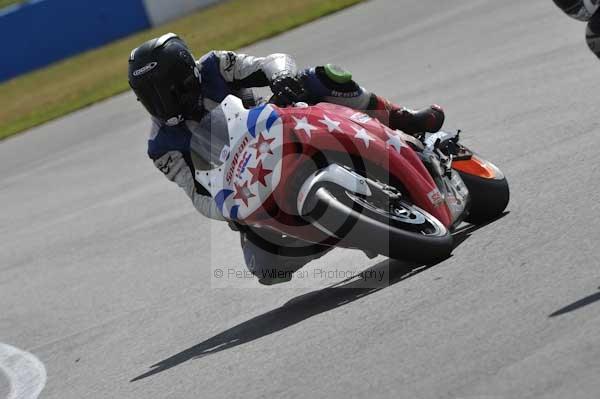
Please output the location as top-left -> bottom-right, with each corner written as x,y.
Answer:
452,155 -> 498,179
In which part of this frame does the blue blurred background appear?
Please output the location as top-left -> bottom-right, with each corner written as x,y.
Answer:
0,0 -> 220,81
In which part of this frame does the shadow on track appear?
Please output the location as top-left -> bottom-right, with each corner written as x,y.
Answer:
549,287 -> 600,317
131,214 -> 507,382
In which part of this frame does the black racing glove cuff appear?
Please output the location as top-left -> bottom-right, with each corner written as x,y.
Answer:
269,71 -> 305,106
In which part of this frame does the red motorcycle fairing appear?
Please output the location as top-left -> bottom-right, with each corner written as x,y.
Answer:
249,102 -> 453,228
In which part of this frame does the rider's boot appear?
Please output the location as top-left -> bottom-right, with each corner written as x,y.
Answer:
389,105 -> 445,135
369,95 -> 445,135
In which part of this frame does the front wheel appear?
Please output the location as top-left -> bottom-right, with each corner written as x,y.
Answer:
306,184 -> 454,263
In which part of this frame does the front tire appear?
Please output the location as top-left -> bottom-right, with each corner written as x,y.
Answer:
307,186 -> 454,263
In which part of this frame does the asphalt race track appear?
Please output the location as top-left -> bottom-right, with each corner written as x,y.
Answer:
2,0 -> 600,398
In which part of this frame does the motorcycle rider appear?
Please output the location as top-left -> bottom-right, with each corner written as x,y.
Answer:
553,0 -> 600,58
128,33 -> 445,285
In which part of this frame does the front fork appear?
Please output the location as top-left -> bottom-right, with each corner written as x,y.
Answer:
296,164 -> 372,216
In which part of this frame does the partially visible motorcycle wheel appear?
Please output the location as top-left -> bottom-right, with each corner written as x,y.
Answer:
453,155 -> 510,224
306,183 -> 454,263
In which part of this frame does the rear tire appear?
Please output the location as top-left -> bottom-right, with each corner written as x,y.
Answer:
459,172 -> 510,224
308,187 -> 454,263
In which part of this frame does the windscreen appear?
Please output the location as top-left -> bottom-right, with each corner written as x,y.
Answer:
189,104 -> 230,171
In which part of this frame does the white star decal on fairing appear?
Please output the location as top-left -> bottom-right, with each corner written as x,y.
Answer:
352,126 -> 375,148
319,114 -> 342,133
292,116 -> 317,138
386,130 -> 406,153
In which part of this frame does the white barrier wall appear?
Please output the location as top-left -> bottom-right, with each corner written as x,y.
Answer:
142,0 -> 222,26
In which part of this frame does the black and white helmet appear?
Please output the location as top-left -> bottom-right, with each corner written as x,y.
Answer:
553,0 -> 600,21
128,33 -> 202,125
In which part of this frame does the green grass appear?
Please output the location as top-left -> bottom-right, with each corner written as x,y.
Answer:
0,0 -> 364,140
0,0 -> 23,9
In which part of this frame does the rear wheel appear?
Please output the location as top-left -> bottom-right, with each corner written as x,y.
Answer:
306,181 -> 454,263
459,173 -> 509,224
453,156 -> 509,224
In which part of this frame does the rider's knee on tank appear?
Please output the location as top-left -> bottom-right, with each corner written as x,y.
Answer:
587,12 -> 600,58
301,65 -> 365,101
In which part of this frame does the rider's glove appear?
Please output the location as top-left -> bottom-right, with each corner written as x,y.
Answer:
228,221 -> 241,232
269,71 -> 305,106
154,150 -> 188,182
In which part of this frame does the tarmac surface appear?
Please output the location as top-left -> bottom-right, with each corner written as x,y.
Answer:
2,0 -> 600,397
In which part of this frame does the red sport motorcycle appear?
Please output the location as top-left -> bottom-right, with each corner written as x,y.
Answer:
190,95 -> 509,263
